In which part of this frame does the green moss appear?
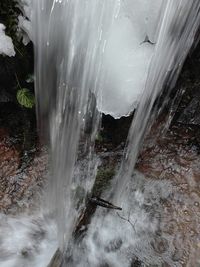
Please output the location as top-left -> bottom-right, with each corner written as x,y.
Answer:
92,167 -> 115,196
95,133 -> 104,143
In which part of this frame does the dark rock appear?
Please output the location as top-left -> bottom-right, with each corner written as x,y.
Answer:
0,89 -> 13,103
48,249 -> 63,267
98,263 -> 110,267
178,93 -> 200,126
130,258 -> 142,267
151,236 -> 169,254
105,238 -> 122,253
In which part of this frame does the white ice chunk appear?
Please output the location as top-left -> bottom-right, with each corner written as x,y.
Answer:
124,0 -> 164,42
0,24 -> 15,57
93,0 -> 165,118
96,15 -> 154,118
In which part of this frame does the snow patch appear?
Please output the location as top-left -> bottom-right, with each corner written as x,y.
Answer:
0,24 -> 15,57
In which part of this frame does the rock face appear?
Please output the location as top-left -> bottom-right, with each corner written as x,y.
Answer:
136,122 -> 200,267
174,38 -> 200,126
0,103 -> 47,214
0,128 -> 48,213
178,92 -> 200,126
132,41 -> 200,265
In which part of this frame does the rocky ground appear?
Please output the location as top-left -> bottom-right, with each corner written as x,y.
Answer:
136,122 -> 200,266
0,103 -> 47,214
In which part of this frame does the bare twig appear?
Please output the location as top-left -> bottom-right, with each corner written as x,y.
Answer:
116,212 -> 137,233
14,45 -> 24,57
15,72 -> 22,89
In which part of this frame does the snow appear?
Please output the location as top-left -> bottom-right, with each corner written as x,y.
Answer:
0,24 -> 15,57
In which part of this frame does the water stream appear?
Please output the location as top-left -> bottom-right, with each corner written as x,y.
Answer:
1,0 -> 200,266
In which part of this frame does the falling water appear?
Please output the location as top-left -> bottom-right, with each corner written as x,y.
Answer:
33,0 -> 200,266
33,0 -> 113,249
74,1 -> 200,266
113,0 -> 200,203
1,0 -> 200,266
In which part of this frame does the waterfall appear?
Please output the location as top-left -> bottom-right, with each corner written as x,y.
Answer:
32,0 -> 200,266
33,0 -> 113,249
113,0 -> 200,203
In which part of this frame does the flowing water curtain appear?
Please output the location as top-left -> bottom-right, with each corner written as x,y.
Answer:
33,0 -> 134,252
33,0 -> 200,257
68,2 -> 200,266
32,0 -> 118,250
113,0 -> 200,204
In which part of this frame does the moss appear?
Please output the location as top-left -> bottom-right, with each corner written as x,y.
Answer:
92,166 -> 115,196
95,133 -> 104,143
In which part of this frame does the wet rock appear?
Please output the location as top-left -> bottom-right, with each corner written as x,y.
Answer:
105,238 -> 122,253
0,123 -> 48,213
136,122 -> 200,266
130,258 -> 142,267
172,247 -> 184,262
178,93 -> 200,126
0,89 -> 13,103
21,248 -> 33,258
98,263 -> 110,267
151,236 -> 169,254
47,249 -> 63,267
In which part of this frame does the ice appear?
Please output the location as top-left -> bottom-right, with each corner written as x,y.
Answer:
96,15 -> 154,118
0,24 -> 15,57
17,0 -> 33,45
18,15 -> 32,45
124,0 -> 164,42
21,0 -> 198,119
92,1 -> 165,118
28,0 -> 164,118
93,0 -> 166,118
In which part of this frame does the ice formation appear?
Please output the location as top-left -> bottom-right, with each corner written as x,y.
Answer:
95,0 -> 164,118
30,0 -> 165,118
0,24 -> 15,57
17,0 -> 33,45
